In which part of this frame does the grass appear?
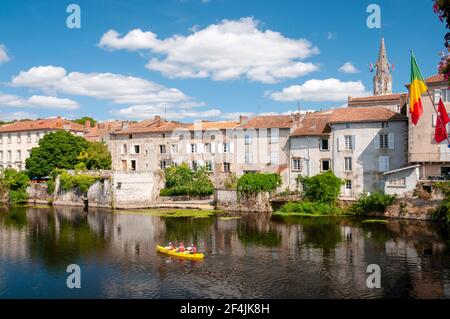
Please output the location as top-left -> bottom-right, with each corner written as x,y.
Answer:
361,219 -> 389,224
114,208 -> 219,219
273,212 -> 343,217
218,216 -> 242,220
12,204 -> 53,209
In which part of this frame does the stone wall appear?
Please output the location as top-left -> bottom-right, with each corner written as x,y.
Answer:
26,183 -> 51,205
366,198 -> 440,221
215,189 -> 272,213
112,171 -> 161,209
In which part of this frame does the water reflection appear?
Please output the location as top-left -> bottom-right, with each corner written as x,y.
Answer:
0,206 -> 449,298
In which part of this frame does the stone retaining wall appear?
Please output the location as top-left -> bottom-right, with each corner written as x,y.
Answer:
215,189 -> 273,213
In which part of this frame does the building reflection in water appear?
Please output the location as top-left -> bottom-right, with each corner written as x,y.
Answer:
0,206 -> 449,298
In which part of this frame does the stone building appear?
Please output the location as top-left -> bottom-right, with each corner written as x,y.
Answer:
288,107 -> 408,198
0,118 -> 85,171
407,74 -> 450,179
235,114 -> 295,188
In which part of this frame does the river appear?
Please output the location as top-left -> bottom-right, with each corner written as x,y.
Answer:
1,206 -> 449,299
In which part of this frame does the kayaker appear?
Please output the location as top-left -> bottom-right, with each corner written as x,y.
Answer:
177,242 -> 185,253
191,245 -> 197,254
165,242 -> 175,250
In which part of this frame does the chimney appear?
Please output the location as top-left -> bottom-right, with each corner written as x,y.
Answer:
154,115 -> 161,122
122,121 -> 129,130
294,112 -> 300,125
239,115 -> 249,125
56,116 -> 62,128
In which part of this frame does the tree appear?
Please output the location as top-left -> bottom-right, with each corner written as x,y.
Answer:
73,116 -> 97,127
26,130 -> 89,178
0,168 -> 30,204
160,164 -> 214,197
434,0 -> 450,84
77,141 -> 112,170
297,171 -> 343,204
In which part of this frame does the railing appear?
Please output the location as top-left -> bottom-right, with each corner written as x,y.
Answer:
410,152 -> 450,162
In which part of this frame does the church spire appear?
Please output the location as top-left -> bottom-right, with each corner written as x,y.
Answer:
373,37 -> 392,95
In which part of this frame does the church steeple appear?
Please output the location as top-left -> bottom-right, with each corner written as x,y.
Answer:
373,37 -> 392,95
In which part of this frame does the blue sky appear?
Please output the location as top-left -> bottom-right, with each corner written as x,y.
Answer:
0,0 -> 445,122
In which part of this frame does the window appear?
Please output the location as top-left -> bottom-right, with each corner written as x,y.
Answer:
245,134 -> 251,144
130,160 -> 137,171
192,161 -> 198,171
379,156 -> 390,172
321,159 -> 331,171
145,149 -> 149,156
35,132 -> 40,143
344,157 -> 352,171
122,144 -> 128,155
128,134 -> 132,139
245,152 -> 253,164
223,162 -> 231,173
381,122 -> 389,128
7,134 -> 11,144
345,180 -> 352,190
211,135 -> 216,140
27,132 -> 31,143
171,144 -> 178,154
134,145 -> 140,154
320,138 -> 329,150
388,177 -> 406,187
292,157 -> 302,171
0,134 -> 2,144
160,145 -> 166,154
205,160 -> 212,171
191,143 -> 197,153
160,160 -> 167,170
270,151 -> 278,164
223,143 -> 231,153
179,135 -> 184,140
435,88 -> 450,103
344,136 -> 353,150
269,129 -> 279,143
0,151 -> 3,162
345,123 -> 351,129
205,143 -> 212,153
17,133 -> 21,144
16,150 -> 21,162
379,134 -> 389,149
7,151 -> 11,162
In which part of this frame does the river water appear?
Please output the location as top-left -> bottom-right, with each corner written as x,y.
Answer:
1,206 -> 450,299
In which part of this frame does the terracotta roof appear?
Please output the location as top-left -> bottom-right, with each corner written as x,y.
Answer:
425,74 -> 445,84
291,112 -> 332,137
348,93 -> 407,103
85,121 -> 124,141
328,107 -> 407,123
239,115 -> 294,129
187,121 -> 239,130
0,118 -> 85,133
113,118 -> 190,135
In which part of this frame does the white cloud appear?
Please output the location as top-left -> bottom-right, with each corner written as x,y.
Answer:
0,92 -> 80,110
99,17 -> 320,83
111,104 -> 222,120
268,78 -> 370,102
12,65 -> 189,105
0,44 -> 10,64
0,111 -> 37,122
338,62 -> 359,74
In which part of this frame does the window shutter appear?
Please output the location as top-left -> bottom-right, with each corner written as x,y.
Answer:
197,143 -> 204,154
432,114 -> 437,127
229,142 -> 234,153
130,146 -> 134,154
379,156 -> 384,172
385,156 -> 390,171
388,133 -> 395,149
337,136 -> 344,152
218,143 -> 223,154
211,143 -> 216,154
434,89 -> 441,104
374,134 -> 380,149
186,144 -> 191,154
351,135 -> 355,150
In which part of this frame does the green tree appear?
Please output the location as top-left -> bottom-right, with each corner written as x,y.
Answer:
78,141 -> 112,170
26,130 -> 89,178
297,171 -> 343,204
0,168 -> 30,204
160,164 -> 214,197
73,116 -> 97,127
237,173 -> 281,195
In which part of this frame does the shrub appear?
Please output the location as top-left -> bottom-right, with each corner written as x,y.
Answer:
160,164 -> 214,197
0,168 -> 30,204
297,171 -> 343,204
223,173 -> 238,190
349,192 -> 396,214
432,182 -> 450,224
277,201 -> 342,216
237,173 -> 281,195
59,170 -> 100,194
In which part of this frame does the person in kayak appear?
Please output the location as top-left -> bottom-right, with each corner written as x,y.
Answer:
165,242 -> 175,250
191,244 -> 197,254
177,242 -> 185,253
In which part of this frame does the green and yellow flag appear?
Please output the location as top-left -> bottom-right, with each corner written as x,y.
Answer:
409,52 -> 428,125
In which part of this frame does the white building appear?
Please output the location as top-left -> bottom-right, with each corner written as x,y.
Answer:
0,118 -> 85,171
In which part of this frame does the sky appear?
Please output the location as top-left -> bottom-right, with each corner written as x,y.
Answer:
0,0 -> 446,123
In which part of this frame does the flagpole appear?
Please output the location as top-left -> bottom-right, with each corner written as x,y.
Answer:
424,88 -> 450,146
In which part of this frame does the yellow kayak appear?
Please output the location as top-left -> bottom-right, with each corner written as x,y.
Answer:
156,245 -> 204,260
